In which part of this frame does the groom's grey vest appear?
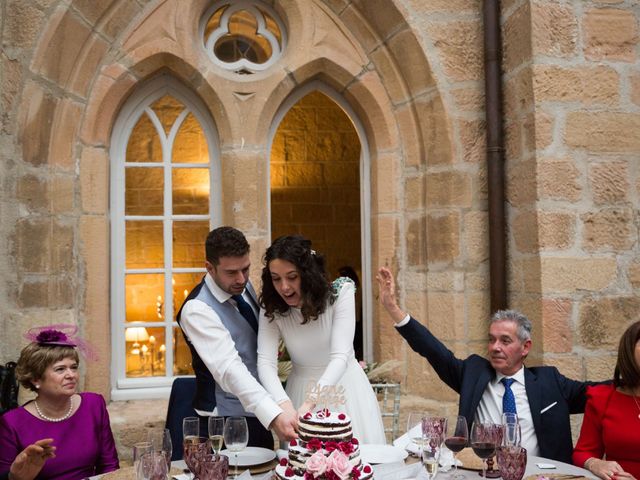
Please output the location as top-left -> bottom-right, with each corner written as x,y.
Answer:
177,278 -> 259,416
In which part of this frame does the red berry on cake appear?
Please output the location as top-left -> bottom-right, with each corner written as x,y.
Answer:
290,439 -> 297,447
279,458 -> 288,466
338,413 -> 346,420
363,465 -> 372,473
285,467 -> 294,477
303,412 -> 312,419
351,438 -> 359,445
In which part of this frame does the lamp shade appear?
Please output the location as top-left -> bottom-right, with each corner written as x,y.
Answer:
125,327 -> 150,343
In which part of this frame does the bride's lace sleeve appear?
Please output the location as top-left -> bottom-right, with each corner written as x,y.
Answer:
257,309 -> 289,404
317,279 -> 356,388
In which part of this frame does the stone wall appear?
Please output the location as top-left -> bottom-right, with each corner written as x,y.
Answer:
504,0 -> 640,380
0,0 -> 638,449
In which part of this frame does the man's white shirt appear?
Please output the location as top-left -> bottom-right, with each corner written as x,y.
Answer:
180,274 -> 282,428
476,367 -> 540,456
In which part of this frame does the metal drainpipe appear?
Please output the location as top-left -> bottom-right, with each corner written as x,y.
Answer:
483,0 -> 507,312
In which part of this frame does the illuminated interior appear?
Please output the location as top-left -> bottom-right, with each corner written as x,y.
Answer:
124,94 -> 210,378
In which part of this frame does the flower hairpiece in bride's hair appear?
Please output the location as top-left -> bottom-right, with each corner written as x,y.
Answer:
310,249 -> 316,255
24,323 -> 98,361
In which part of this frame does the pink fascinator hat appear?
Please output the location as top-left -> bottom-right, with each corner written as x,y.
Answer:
24,323 -> 98,361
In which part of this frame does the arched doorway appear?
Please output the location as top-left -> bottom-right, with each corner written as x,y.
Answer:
269,84 -> 371,360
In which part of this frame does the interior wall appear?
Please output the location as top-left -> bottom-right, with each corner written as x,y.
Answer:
270,91 -> 362,280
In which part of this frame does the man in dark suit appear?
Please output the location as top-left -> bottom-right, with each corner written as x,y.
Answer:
177,227 -> 297,448
377,267 -> 597,464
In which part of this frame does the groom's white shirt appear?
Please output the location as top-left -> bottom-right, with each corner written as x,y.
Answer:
180,273 -> 282,428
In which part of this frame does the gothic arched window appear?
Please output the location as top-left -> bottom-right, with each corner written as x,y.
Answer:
110,76 -> 220,397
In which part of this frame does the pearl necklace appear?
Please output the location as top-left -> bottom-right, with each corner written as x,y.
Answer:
34,397 -> 73,422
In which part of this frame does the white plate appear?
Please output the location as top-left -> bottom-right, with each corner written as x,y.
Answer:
360,444 -> 408,464
219,446 -> 276,466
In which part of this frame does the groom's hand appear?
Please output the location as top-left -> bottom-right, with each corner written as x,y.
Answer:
270,411 -> 298,441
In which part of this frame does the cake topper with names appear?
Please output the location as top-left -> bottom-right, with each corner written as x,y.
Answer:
304,381 -> 346,411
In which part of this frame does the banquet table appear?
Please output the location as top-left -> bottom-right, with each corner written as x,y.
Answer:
89,452 -> 596,480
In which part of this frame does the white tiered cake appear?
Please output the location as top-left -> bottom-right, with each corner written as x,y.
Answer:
274,409 -> 374,480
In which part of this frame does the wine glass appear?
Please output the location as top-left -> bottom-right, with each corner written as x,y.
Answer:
133,442 -> 153,480
223,416 -> 249,479
501,413 -> 521,447
421,433 -> 442,480
444,416 -> 468,480
208,416 -> 225,457
407,411 -> 425,450
148,427 -> 172,471
470,422 -> 499,478
183,417 -> 200,479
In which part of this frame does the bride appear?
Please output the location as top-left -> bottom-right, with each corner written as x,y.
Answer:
257,235 -> 386,444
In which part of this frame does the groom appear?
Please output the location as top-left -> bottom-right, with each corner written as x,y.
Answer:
177,226 -> 297,448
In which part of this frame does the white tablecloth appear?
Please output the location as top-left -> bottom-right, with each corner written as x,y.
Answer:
90,453 -> 595,480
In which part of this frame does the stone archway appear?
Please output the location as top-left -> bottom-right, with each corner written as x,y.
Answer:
8,0 -> 456,401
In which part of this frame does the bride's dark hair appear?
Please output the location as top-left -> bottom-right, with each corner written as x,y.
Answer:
260,235 -> 333,324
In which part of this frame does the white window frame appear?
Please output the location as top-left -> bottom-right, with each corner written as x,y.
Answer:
109,75 -> 221,400
267,81 -> 375,362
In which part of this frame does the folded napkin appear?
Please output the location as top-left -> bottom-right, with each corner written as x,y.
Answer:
373,461 -> 422,480
393,423 -> 422,451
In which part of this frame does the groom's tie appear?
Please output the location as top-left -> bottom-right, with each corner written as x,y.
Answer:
501,377 -> 517,415
232,294 -> 258,333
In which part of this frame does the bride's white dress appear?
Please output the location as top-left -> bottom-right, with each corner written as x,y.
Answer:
257,279 -> 386,444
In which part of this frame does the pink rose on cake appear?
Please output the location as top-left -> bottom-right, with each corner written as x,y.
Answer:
327,450 -> 352,480
306,451 -> 329,477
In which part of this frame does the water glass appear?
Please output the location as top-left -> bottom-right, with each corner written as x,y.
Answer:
422,416 -> 447,447
496,446 -> 527,480
502,423 -> 521,446
142,452 -> 169,480
148,428 -> 172,469
198,453 -> 230,480
501,414 -> 521,447
183,437 -> 211,477
501,412 -> 518,426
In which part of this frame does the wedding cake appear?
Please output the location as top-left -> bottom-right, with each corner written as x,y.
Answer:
274,409 -> 374,480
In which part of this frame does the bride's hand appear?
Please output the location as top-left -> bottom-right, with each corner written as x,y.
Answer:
376,267 -> 406,323
297,400 -> 315,418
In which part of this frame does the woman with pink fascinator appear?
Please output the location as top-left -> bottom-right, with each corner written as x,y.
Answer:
0,324 -> 119,479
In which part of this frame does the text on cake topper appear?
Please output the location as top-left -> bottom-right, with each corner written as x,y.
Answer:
305,381 -> 346,408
